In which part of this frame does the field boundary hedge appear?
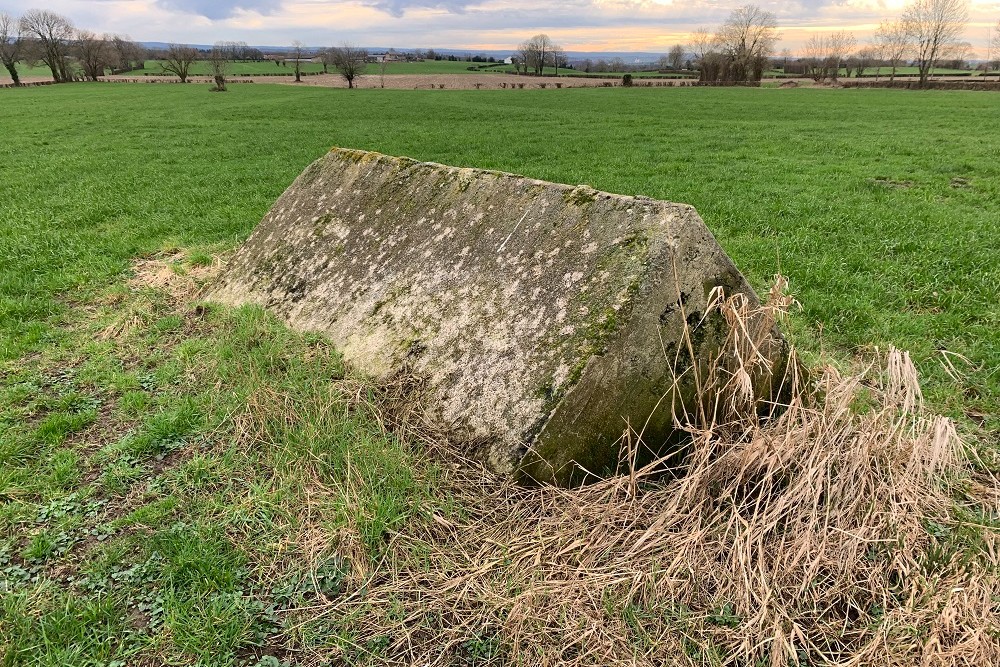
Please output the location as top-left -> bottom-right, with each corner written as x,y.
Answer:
842,79 -> 1000,91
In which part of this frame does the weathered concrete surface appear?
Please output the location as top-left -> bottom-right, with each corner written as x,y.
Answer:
209,148 -> 783,485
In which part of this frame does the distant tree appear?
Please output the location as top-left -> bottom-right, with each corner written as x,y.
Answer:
594,58 -> 608,72
690,27 -> 715,62
519,34 -> 555,75
516,42 -> 532,74
668,43 -> 685,69
902,0 -> 969,86
828,31 -> 856,80
330,44 -> 367,88
851,46 -> 873,77
803,32 -> 855,81
0,12 -> 23,85
992,19 -> 1000,78
378,48 -> 396,88
713,5 -> 778,82
938,40 -> 971,69
19,9 -> 74,82
75,30 -> 110,81
228,40 -> 249,61
289,41 -> 306,82
110,34 -> 144,73
802,34 -> 829,81
778,47 -> 792,71
551,46 -> 566,76
874,19 -> 911,82
319,47 -> 334,74
161,43 -> 198,82
610,56 -> 626,72
208,41 -> 228,91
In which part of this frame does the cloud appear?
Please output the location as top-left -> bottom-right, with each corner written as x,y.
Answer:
365,0 -> 484,17
155,0 -> 284,19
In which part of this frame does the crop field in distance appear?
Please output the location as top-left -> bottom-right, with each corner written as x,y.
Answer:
1,83 -> 998,665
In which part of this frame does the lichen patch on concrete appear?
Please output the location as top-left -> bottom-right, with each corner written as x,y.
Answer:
208,148 -> 782,485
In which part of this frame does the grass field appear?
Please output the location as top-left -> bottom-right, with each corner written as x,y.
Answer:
1,83 -> 998,665
127,60 -> 328,76
126,59 -> 499,77
7,61 -> 56,79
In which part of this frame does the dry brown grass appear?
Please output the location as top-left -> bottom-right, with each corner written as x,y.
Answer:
128,250 -> 224,302
96,250 -> 225,341
240,277 -> 1000,666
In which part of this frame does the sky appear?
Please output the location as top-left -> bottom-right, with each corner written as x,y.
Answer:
2,0 -> 998,55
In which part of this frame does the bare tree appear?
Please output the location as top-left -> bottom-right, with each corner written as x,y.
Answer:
874,19 -> 911,82
228,40 -> 249,61
75,30 -> 109,81
208,41 -> 228,91
330,44 -> 367,88
551,45 -> 566,76
939,40 -> 971,68
992,19 -> 1000,79
778,47 -> 792,71
852,46 -> 873,78
319,47 -> 334,74
519,34 -> 554,75
714,5 -> 779,82
19,9 -> 74,82
0,12 -> 22,85
517,42 -> 532,74
289,40 -> 306,82
802,34 -> 830,81
828,31 -> 856,81
668,43 -> 685,69
161,43 -> 198,82
378,48 -> 395,87
690,27 -> 715,61
110,34 -> 144,73
902,0 -> 969,86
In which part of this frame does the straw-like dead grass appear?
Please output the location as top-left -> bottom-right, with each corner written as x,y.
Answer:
129,250 -> 224,302
244,277 -> 1000,666
96,250 -> 225,341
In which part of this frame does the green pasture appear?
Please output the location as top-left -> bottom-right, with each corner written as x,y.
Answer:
126,59 -> 327,76
128,59 -> 491,77
1,82 -> 997,665
379,59 -> 501,74
4,61 -> 56,79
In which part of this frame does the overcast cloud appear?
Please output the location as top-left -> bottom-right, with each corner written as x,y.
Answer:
1,0 -> 996,53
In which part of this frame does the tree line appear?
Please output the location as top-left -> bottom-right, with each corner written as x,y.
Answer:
0,8 -> 371,89
0,9 -> 146,85
651,0 -> 993,85
795,0 -> 979,84
3,3 -> 998,88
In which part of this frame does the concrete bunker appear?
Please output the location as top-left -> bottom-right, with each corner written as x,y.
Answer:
208,148 -> 787,485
